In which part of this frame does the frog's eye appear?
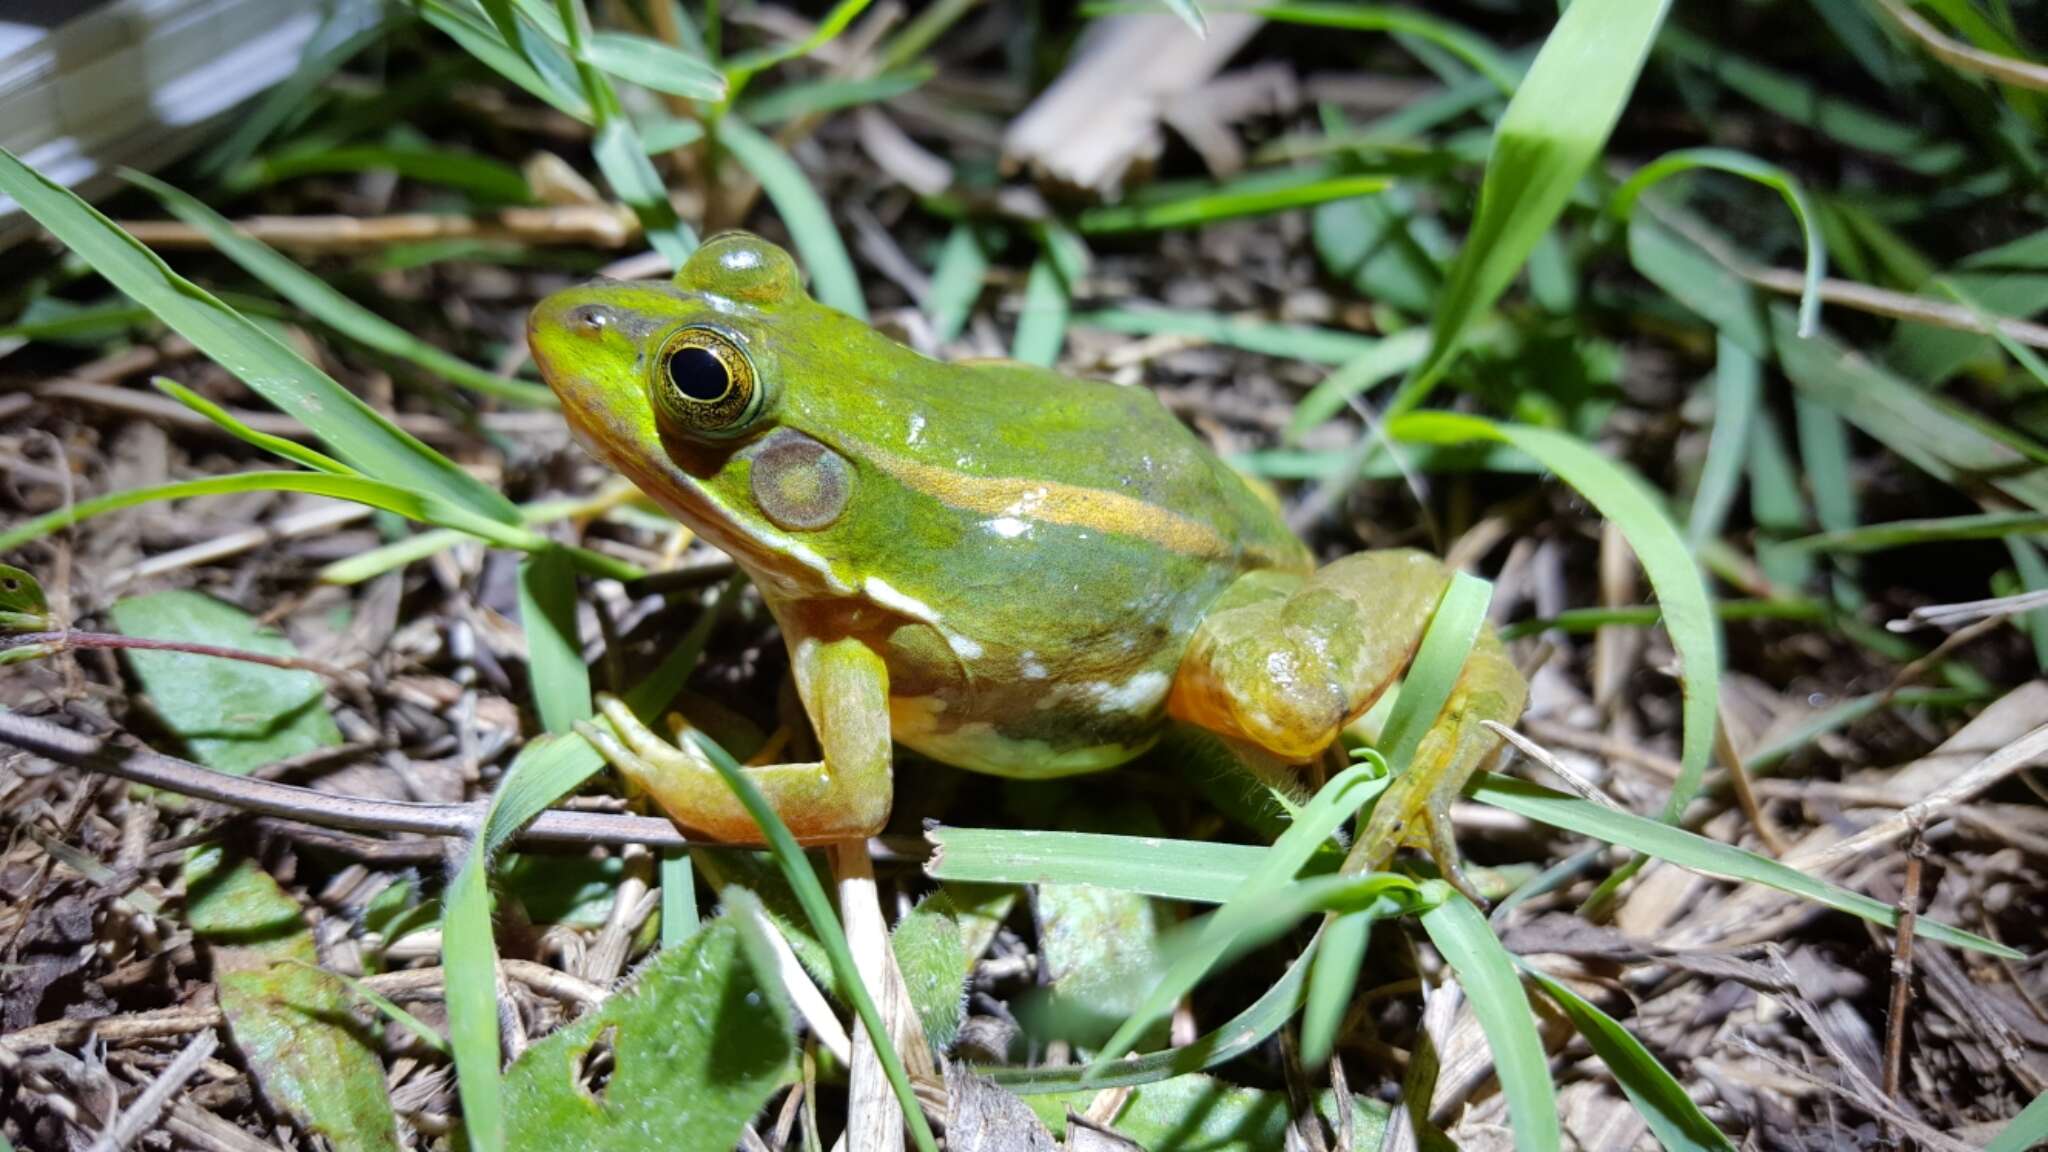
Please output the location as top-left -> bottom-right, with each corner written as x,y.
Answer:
653,326 -> 762,437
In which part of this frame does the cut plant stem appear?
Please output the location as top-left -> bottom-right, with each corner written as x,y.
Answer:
833,840 -> 906,1152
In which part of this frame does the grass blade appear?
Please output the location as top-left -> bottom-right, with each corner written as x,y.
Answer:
151,378 -> 352,474
1524,965 -> 1735,1152
1985,1091 -> 2048,1152
925,223 -> 989,345
517,548 -> 591,734
1419,896 -> 1559,1152
592,118 -> 697,268
125,171 -> 555,407
1783,510 -> 2048,554
1469,773 -> 2020,957
1075,172 -> 1390,235
1012,223 -> 1089,367
718,119 -> 868,321
1390,413 -> 1721,822
674,731 -> 940,1152
1077,307 -> 1377,365
1688,337 -> 1761,548
1404,0 -> 1672,402
0,147 -> 521,526
584,30 -> 727,99
1608,148 -> 1828,336
927,827 -> 1274,903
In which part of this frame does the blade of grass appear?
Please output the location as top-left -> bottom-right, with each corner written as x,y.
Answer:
1687,337 -> 1761,548
1255,3 -> 1517,93
1782,510 -> 2048,553
1390,413 -> 1720,823
1075,172 -> 1390,235
584,30 -> 727,99
0,146 -> 520,526
717,119 -> 868,321
125,171 -> 555,407
927,828 -> 1275,902
517,548 -> 591,734
990,928 -> 1321,1093
1608,147 -> 1828,336
1077,307 -> 1378,365
151,379 -> 352,475
1376,571 -> 1491,775
1985,1091 -> 2048,1152
720,0 -> 875,100
443,578 -> 740,1149
1088,761 -> 1392,1067
1523,965 -> 1735,1152
673,731 -> 939,1152
0,472 -> 547,558
233,144 -> 535,203
1402,0 -> 1673,406
1012,223 -> 1089,367
1421,895 -> 1559,1152
417,0 -> 592,120
592,118 -> 697,268
740,68 -> 934,126
1470,773 -> 2019,956
925,223 -> 989,345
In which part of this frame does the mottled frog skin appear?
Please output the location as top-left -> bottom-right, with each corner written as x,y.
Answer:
528,233 -> 1524,880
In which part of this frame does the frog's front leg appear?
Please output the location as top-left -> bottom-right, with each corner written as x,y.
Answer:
1168,550 -> 1526,891
581,636 -> 892,844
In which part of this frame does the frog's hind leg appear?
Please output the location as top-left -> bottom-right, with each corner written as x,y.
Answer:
1168,550 -> 1526,893
580,635 -> 893,845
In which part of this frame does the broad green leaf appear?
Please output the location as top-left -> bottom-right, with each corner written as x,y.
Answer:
126,174 -> 555,407
891,891 -> 973,1052
1389,413 -> 1721,822
0,146 -> 521,526
110,591 -> 341,776
1524,967 -> 1736,1152
518,548 -> 592,733
185,846 -> 400,1152
504,918 -> 791,1150
1420,896 -> 1558,1152
1031,884 -> 1167,1047
718,119 -> 868,320
1406,0 -> 1672,401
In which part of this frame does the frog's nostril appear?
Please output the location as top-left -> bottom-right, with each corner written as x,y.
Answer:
572,305 -> 613,333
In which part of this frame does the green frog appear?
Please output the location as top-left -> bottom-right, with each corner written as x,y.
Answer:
527,232 -> 1525,881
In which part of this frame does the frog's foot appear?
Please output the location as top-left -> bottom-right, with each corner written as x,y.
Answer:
1168,551 -> 1527,894
581,636 -> 893,844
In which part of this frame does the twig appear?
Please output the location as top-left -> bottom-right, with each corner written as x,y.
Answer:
87,1028 -> 219,1152
1742,265 -> 2048,349
1718,709 -> 1788,856
0,709 -> 687,848
2,631 -> 353,681
1880,828 -> 1926,1148
1874,0 -> 2048,92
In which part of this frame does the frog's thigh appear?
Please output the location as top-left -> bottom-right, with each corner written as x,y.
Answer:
583,636 -> 892,845
1171,551 -> 1527,875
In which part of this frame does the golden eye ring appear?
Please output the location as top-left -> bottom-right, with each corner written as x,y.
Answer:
653,326 -> 761,436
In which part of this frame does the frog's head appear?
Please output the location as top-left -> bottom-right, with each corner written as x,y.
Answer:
528,232 -> 900,596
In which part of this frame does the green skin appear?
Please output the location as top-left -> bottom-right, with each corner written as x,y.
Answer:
529,233 -> 1524,875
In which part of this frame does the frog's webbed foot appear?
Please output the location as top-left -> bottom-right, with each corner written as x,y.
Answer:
581,636 -> 893,845
1168,551 -> 1526,894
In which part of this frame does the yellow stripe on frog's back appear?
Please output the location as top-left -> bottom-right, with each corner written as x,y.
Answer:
849,436 -> 1237,559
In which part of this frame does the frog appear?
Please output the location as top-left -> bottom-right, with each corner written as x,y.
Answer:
527,231 -> 1526,884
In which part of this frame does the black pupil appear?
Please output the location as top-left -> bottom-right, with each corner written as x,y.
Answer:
669,346 -> 730,402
